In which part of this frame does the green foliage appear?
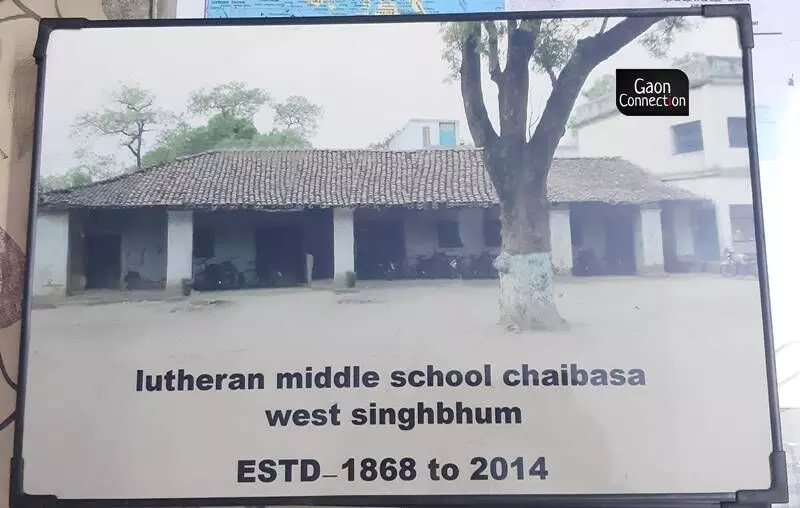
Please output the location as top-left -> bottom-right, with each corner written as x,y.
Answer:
441,17 -> 691,84
40,148 -> 123,191
143,84 -> 321,167
640,17 -> 693,59
368,128 -> 402,149
224,129 -> 313,150
40,169 -> 93,192
188,81 -> 271,119
70,80 -> 322,172
581,73 -> 616,100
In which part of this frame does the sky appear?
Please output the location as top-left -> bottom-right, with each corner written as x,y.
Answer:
39,14 -> 743,177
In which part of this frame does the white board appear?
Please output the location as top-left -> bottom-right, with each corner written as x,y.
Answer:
19,7 -> 780,505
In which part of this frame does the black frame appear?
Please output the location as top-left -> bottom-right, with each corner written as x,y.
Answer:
12,4 -> 787,508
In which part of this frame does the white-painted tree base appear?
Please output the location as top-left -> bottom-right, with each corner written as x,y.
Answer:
494,251 -> 566,332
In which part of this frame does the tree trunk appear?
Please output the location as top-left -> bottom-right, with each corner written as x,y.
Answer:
492,158 -> 565,332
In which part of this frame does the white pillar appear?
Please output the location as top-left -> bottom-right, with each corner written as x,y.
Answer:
549,206 -> 573,275
33,212 -> 70,297
716,202 -> 733,251
333,208 -> 355,283
635,206 -> 665,273
166,210 -> 193,289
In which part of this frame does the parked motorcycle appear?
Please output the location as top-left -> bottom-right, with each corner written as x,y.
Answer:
193,260 -> 241,291
461,252 -> 498,279
720,248 -> 757,277
377,261 -> 401,280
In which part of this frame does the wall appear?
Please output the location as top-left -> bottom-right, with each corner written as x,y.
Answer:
400,206 -> 572,273
194,211 -> 258,275
572,208 -> 607,261
121,214 -> 167,285
573,79 -> 752,255
32,212 -> 69,296
65,209 -> 167,291
388,119 -> 461,149
192,209 -> 325,279
575,84 -> 750,177
673,205 -> 696,259
403,208 -> 491,258
671,176 -> 754,251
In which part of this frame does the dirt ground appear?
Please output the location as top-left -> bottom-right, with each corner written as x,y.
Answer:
30,274 -> 765,350
22,274 -> 786,499
26,274 -> 769,380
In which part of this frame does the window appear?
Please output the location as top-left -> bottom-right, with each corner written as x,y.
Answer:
671,120 -> 704,154
422,126 -> 431,147
483,218 -> 501,248
437,220 -> 462,248
439,121 -> 456,147
193,227 -> 214,258
730,204 -> 755,243
727,117 -> 747,148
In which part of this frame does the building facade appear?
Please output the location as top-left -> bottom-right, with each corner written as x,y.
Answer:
387,119 -> 462,150
32,149 -> 705,299
571,54 -> 755,265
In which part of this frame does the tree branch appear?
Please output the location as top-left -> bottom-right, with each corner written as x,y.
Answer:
581,16 -> 662,69
528,16 -> 662,184
598,17 -> 609,34
459,23 -> 498,148
484,22 -> 502,83
11,0 -> 41,20
499,21 -> 536,141
124,140 -> 138,159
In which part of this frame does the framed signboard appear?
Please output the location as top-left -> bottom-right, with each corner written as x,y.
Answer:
13,3 -> 786,507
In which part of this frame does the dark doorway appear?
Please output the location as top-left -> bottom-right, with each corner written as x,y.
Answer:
694,208 -> 720,262
84,234 -> 122,289
255,225 -> 305,287
354,220 -> 406,280
604,207 -> 637,275
660,205 -> 681,272
304,209 -> 334,280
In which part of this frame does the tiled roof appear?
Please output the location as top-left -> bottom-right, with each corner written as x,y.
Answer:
40,149 -> 703,209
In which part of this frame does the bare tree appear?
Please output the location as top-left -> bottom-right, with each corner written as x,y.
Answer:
72,84 -> 172,169
272,95 -> 324,139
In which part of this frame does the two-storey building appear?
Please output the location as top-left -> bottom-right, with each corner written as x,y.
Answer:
570,54 -> 755,269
